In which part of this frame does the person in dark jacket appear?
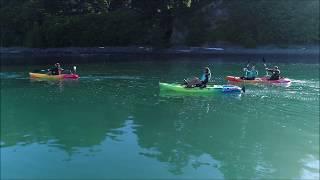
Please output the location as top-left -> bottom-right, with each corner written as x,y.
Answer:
48,63 -> 64,75
266,66 -> 281,80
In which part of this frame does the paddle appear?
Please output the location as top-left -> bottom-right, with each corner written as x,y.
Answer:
64,66 -> 77,74
241,61 -> 250,93
262,57 -> 269,76
61,66 -> 77,74
32,69 -> 49,73
33,65 -> 77,75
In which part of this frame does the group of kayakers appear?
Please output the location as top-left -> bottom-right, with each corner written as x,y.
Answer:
240,64 -> 281,81
183,64 -> 281,88
43,61 -> 282,88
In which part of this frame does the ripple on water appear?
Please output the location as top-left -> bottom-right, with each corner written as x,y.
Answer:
0,72 -> 24,79
300,155 -> 320,179
80,75 -> 141,81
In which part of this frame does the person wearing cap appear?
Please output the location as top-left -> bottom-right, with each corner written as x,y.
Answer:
241,65 -> 258,80
184,67 -> 212,88
266,66 -> 281,80
48,63 -> 64,75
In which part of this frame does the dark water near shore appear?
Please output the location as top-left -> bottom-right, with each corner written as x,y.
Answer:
1,57 -> 319,179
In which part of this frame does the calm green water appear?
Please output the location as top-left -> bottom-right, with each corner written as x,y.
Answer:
1,58 -> 319,179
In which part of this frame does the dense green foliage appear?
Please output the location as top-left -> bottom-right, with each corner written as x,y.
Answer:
212,0 -> 320,47
0,0 -> 319,47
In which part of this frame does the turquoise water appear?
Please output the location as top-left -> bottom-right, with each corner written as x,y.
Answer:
1,58 -> 319,179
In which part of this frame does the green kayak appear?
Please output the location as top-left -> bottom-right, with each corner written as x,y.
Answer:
159,82 -> 242,94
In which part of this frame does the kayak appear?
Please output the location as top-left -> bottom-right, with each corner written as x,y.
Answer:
226,76 -> 291,84
159,82 -> 242,94
29,72 -> 79,80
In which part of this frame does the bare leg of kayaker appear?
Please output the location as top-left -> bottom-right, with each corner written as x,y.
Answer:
184,67 -> 211,88
185,77 -> 202,88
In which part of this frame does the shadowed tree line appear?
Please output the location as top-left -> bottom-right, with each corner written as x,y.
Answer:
0,0 -> 319,48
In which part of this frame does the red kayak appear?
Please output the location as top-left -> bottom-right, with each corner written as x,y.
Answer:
226,76 -> 291,84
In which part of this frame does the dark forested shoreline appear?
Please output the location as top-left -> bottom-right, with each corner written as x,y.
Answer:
1,46 -> 319,65
1,0 -> 319,48
1,46 -> 319,56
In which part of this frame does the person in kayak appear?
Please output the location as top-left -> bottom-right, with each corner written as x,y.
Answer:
266,66 -> 281,80
48,63 -> 64,75
241,65 -> 258,80
184,67 -> 211,88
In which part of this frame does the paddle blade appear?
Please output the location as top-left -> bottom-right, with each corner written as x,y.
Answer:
241,86 -> 246,93
32,69 -> 47,73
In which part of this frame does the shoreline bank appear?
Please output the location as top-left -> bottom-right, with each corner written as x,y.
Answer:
1,46 -> 319,65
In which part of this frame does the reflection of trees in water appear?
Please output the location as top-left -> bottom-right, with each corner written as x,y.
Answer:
1,81 -> 137,154
139,134 -> 199,175
133,97 -> 218,175
2,76 -> 315,178
132,97 -> 306,178
1,105 -> 126,153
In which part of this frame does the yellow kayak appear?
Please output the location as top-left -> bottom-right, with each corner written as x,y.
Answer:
29,73 -> 79,80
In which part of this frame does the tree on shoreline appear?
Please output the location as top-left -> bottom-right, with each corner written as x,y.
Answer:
0,0 -> 318,48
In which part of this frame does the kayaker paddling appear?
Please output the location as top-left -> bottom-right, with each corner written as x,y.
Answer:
265,66 -> 281,80
241,65 -> 258,80
48,63 -> 64,75
30,63 -> 79,80
184,67 -> 211,88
